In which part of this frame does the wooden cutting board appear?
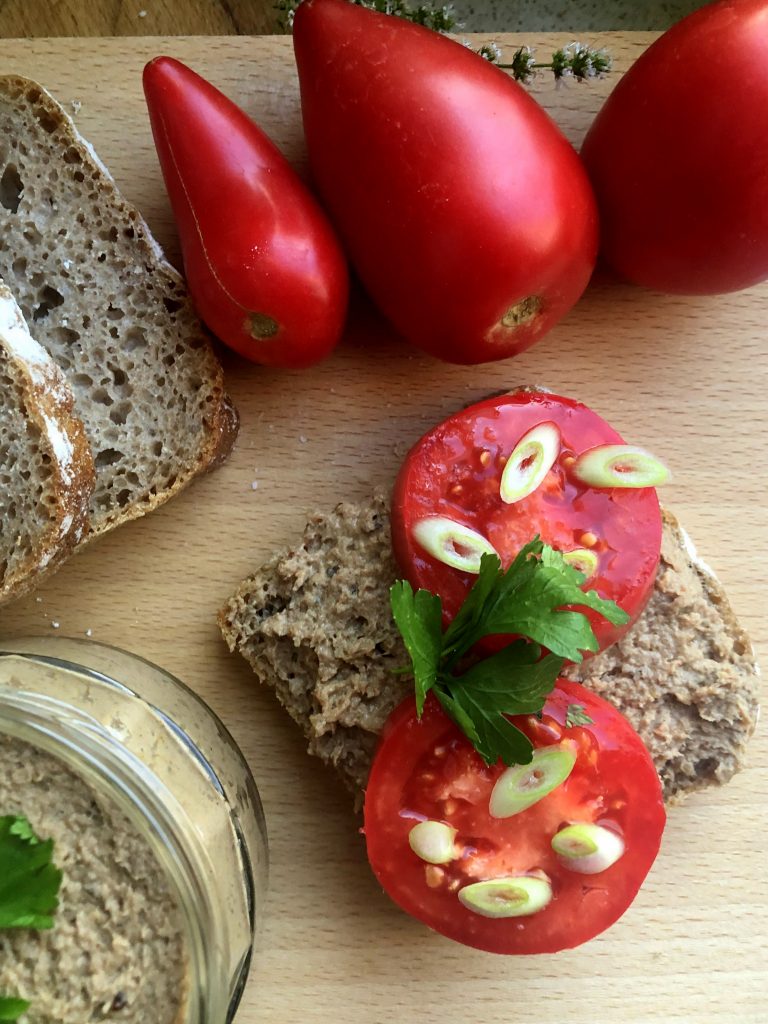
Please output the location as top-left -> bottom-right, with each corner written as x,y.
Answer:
0,33 -> 766,1024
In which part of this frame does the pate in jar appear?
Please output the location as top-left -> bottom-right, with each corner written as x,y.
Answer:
0,637 -> 267,1024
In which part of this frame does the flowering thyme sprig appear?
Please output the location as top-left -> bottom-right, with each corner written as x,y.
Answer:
275,0 -> 457,33
275,1 -> 611,86
491,42 -> 612,83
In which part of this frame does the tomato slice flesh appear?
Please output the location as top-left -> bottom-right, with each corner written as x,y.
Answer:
391,391 -> 663,654
364,681 -> 666,955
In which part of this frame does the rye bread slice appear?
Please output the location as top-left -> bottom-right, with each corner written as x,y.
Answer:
0,76 -> 237,543
219,493 -> 760,803
0,280 -> 94,603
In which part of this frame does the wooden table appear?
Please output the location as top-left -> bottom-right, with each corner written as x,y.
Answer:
0,0 -> 279,37
0,32 -> 765,1024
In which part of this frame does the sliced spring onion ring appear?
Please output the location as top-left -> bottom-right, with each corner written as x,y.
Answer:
412,517 -> 499,574
458,876 -> 553,918
489,745 -> 576,819
562,547 -> 599,580
499,421 -> 561,504
551,822 -> 625,874
408,820 -> 458,865
571,444 -> 670,489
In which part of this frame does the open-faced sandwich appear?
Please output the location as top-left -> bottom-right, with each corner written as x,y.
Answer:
221,391 -> 759,955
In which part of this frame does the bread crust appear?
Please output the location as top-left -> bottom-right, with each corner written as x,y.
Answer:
0,75 -> 238,544
0,282 -> 94,603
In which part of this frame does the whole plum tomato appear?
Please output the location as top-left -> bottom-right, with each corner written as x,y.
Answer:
143,56 -> 348,368
581,0 -> 768,295
292,0 -> 598,365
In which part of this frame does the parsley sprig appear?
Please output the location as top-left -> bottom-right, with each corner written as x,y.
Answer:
0,815 -> 63,1021
565,703 -> 595,728
390,539 -> 628,766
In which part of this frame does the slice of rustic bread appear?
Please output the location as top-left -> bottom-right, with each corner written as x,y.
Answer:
0,76 -> 237,543
0,280 -> 94,603
219,492 -> 760,803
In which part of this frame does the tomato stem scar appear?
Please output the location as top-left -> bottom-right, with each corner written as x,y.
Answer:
247,312 -> 280,340
500,295 -> 542,329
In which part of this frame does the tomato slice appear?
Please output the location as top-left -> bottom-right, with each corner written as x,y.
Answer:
391,391 -> 662,654
364,681 -> 666,954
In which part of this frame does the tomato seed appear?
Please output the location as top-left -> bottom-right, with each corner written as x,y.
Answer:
479,450 -> 492,467
579,531 -> 598,548
425,865 -> 445,888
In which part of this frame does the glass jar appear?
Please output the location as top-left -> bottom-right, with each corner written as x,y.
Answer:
0,636 -> 267,1024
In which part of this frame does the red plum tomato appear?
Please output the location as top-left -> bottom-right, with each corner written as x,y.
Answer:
293,0 -> 598,364
581,0 -> 768,294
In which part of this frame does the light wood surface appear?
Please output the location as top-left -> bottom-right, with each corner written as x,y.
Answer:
0,0 -> 279,37
0,33 -> 766,1024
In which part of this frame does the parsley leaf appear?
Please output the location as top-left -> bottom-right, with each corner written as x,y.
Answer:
390,580 -> 443,714
466,543 -> 628,662
0,996 -> 30,1021
0,815 -> 62,930
565,703 -> 595,727
390,539 -> 627,766
437,643 -> 563,764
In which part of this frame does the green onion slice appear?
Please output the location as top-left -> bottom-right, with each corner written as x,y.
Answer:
562,547 -> 599,580
489,746 -> 576,818
408,820 -> 458,865
412,517 -> 499,574
571,444 -> 670,489
551,822 -> 625,874
458,876 -> 552,918
500,421 -> 561,504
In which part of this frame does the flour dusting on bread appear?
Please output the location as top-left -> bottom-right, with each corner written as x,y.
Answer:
0,281 -> 94,602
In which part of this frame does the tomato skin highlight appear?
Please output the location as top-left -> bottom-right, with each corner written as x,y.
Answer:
364,683 -> 666,954
292,0 -> 598,365
391,391 -> 662,655
582,0 -> 768,295
142,56 -> 349,368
